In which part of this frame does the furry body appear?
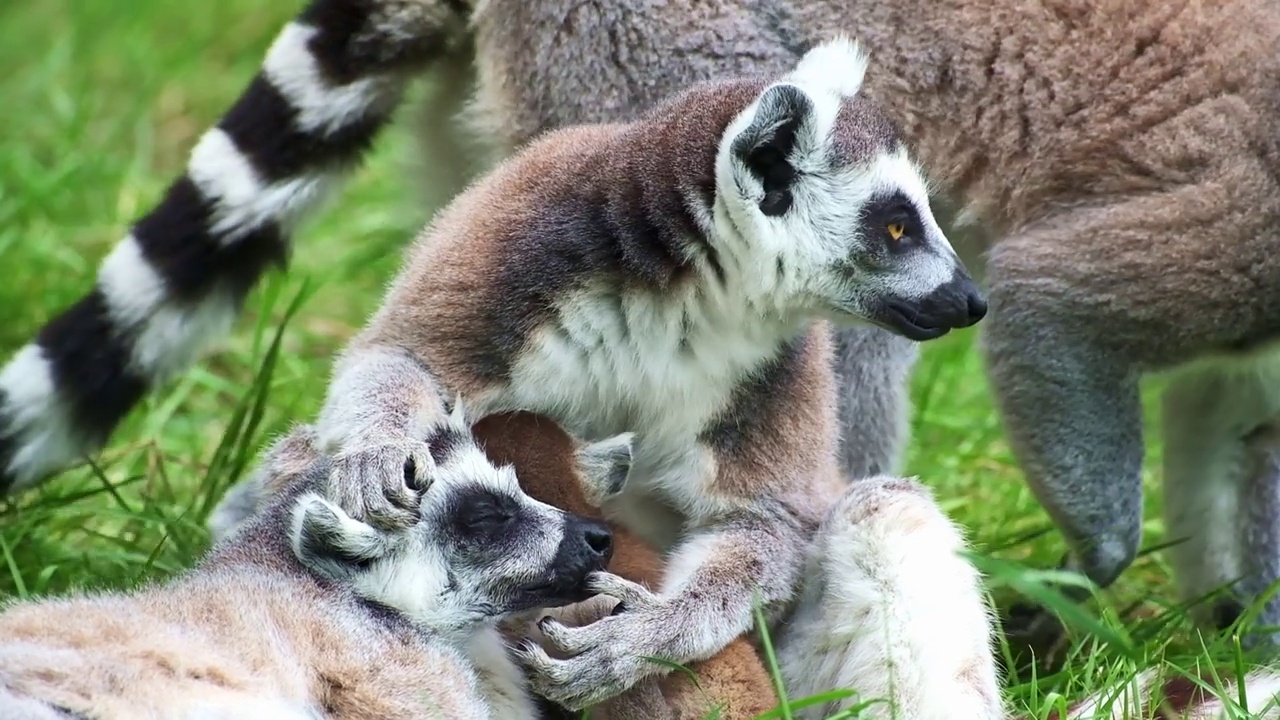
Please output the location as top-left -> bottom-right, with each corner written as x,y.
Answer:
0,415 -> 618,720
8,0 -> 1280,642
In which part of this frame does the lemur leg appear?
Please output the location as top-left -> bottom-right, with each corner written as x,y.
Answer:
0,0 -> 468,494
831,327 -> 918,480
981,230 -> 1146,593
1163,352 -> 1280,640
774,476 -> 1002,720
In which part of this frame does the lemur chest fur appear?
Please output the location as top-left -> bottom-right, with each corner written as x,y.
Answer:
504,284 -> 799,436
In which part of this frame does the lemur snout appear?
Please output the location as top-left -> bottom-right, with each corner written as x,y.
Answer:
924,270 -> 987,330
882,270 -> 987,341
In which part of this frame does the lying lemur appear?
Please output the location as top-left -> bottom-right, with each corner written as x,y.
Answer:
0,408 -> 623,720
213,409 -> 783,720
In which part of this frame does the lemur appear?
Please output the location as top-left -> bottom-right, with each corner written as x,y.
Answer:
6,0 -> 1280,645
0,409 -> 625,720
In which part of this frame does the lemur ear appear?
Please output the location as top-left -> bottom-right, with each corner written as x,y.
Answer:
574,433 -> 634,507
785,36 -> 870,99
290,493 -> 391,580
730,84 -> 815,217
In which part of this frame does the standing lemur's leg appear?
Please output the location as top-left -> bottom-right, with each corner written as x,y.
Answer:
774,476 -> 1002,720
0,0 -> 469,494
981,224 -> 1147,594
832,328 -> 918,480
1162,355 -> 1280,641
982,170 -> 1280,623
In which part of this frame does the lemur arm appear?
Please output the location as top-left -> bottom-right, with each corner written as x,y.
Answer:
0,0 -> 467,495
519,470 -> 810,710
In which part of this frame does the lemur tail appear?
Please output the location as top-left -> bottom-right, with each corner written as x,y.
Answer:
1045,666 -> 1280,719
0,0 -> 466,494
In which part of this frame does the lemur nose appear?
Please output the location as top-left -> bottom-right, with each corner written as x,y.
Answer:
966,290 -> 988,325
584,525 -> 613,560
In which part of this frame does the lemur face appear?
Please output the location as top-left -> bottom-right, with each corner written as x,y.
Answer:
290,407 -> 619,631
718,38 -> 986,341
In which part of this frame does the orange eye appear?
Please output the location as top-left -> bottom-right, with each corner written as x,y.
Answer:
887,222 -> 906,241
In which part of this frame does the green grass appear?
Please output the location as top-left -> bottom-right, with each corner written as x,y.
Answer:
0,0 -> 1276,717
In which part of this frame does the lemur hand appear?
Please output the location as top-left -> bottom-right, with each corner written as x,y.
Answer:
517,572 -> 681,709
325,438 -> 434,530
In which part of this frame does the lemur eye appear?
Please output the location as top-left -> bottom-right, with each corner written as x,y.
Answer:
887,222 -> 906,241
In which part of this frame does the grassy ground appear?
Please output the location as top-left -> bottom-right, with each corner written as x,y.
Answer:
0,0 -> 1274,717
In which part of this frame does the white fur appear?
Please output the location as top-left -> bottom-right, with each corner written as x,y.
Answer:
775,477 -> 1002,720
187,128 -> 343,243
96,235 -> 242,382
264,22 -> 390,136
188,129 -> 265,235
0,345 -> 80,490
782,36 -> 870,99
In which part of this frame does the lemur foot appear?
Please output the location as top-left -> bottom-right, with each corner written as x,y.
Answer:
517,571 -> 675,710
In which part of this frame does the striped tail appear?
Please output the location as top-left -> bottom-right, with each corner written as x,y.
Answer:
1050,666 -> 1280,719
0,0 -> 467,494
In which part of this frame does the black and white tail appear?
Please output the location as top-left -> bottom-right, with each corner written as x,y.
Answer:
0,0 -> 466,493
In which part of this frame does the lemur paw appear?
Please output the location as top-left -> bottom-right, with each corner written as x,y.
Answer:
325,439 -> 434,530
518,572 -> 676,710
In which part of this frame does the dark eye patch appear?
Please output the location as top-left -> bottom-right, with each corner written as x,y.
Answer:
859,190 -> 924,253
444,486 -> 526,549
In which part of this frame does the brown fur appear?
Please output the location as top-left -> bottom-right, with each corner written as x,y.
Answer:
474,411 -> 779,720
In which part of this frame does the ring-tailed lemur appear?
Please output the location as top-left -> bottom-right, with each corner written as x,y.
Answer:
0,407 -> 632,720
295,39 -> 983,710
9,0 -> 1280,646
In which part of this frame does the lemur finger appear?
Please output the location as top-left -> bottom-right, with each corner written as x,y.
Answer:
514,640 -> 572,687
587,571 -> 660,608
536,616 -> 597,655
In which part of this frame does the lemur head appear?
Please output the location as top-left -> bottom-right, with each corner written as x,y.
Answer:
289,402 -> 622,634
715,37 -> 986,341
